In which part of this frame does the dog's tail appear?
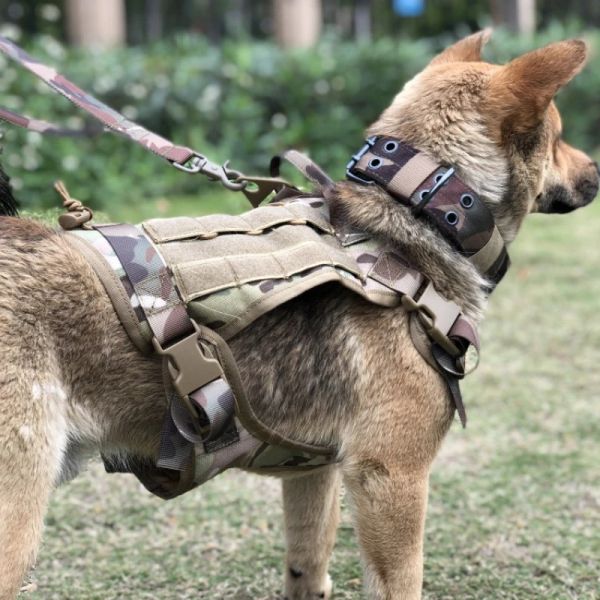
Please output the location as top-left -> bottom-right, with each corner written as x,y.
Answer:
0,162 -> 19,216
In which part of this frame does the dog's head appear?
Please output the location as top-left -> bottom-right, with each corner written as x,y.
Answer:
368,30 -> 598,241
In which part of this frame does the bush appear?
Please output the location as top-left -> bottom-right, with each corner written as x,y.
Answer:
0,23 -> 598,212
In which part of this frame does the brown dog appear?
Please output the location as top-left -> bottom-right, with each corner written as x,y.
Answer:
0,31 -> 597,600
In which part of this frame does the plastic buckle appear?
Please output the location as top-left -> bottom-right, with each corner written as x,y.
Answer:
401,282 -> 462,357
152,321 -> 222,399
346,136 -> 378,184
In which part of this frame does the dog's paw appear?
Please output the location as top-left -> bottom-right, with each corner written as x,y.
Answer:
284,572 -> 332,599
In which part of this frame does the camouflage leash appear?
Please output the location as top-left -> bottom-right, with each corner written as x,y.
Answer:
0,35 -> 288,202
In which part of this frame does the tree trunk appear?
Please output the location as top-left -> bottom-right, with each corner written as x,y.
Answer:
273,0 -> 322,49
491,0 -> 536,35
354,0 -> 372,41
146,0 -> 163,42
65,0 -> 126,49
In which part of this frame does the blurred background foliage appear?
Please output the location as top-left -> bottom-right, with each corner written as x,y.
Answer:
2,0 -> 600,43
0,2 -> 598,215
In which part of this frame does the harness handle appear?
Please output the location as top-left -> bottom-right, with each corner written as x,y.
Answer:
0,35 -> 246,191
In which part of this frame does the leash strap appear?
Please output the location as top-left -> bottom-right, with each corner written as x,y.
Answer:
0,35 -> 246,190
347,136 -> 510,287
0,105 -> 101,137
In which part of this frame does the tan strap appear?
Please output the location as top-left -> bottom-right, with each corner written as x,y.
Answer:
199,325 -> 334,456
367,251 -> 424,298
468,226 -> 504,274
387,153 -> 440,199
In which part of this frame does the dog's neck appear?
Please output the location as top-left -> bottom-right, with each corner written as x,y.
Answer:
367,71 -> 518,242
331,181 -> 488,322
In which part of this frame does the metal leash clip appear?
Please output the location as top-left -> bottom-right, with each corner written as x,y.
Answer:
172,154 -> 248,191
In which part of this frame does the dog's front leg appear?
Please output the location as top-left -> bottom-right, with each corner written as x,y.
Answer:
343,458 -> 429,600
282,465 -> 341,600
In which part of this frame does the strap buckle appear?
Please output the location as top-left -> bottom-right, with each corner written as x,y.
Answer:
414,166 -> 455,214
346,136 -> 378,184
152,321 -> 222,399
172,154 -> 247,191
401,282 -> 462,357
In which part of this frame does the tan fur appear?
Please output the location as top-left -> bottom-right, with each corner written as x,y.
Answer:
0,32 -> 597,600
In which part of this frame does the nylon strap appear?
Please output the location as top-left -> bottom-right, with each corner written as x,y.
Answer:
0,106 -> 100,137
94,224 -> 193,345
387,153 -> 439,199
363,247 -> 479,427
271,150 -> 335,193
0,36 -> 197,165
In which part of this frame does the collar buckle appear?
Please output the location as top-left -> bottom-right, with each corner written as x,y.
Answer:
346,136 -> 378,184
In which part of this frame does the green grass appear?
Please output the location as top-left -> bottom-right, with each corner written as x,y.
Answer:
21,199 -> 600,599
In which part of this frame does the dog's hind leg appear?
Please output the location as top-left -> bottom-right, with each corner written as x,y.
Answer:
282,465 -> 341,600
0,366 -> 67,600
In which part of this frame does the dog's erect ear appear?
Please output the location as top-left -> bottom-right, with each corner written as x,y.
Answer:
430,29 -> 492,66
490,40 -> 587,132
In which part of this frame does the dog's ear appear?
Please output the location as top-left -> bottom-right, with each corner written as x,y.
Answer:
430,29 -> 492,66
490,40 -> 587,132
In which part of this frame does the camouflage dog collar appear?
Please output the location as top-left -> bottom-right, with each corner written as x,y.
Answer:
347,136 -> 510,288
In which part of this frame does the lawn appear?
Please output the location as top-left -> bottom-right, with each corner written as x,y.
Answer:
20,197 -> 600,600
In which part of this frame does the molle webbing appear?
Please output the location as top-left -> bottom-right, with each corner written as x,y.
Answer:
143,196 -> 396,340
347,136 -> 510,287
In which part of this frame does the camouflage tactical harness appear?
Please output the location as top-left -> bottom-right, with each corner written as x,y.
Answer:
63,147 -> 497,499
0,35 -> 508,500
